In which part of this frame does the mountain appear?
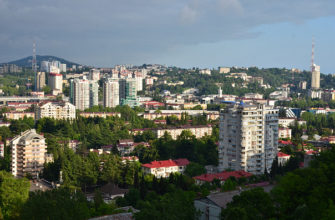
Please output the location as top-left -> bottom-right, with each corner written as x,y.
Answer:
1,55 -> 80,68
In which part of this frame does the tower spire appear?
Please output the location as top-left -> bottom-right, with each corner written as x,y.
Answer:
32,41 -> 37,91
311,37 -> 314,72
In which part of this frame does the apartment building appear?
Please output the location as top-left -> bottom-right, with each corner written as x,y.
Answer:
103,78 -> 119,108
154,125 -> 212,140
10,129 -> 47,178
48,68 -> 63,95
141,159 -> 189,178
35,101 -> 76,120
70,78 -> 99,110
36,72 -> 46,91
4,112 -> 35,120
79,112 -> 121,118
311,64 -> 320,89
218,103 -> 279,175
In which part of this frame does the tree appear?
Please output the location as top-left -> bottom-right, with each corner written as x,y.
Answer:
184,162 -> 206,177
0,171 -> 30,219
222,188 -> 276,220
20,188 -> 91,220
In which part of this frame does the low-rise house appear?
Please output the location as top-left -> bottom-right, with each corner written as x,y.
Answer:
0,121 -> 10,127
141,158 -> 189,178
278,127 -> 292,139
141,101 -> 164,109
6,102 -> 37,112
278,117 -> 296,128
4,111 -> 35,120
58,140 -> 81,152
193,170 -> 252,185
121,156 -> 139,163
117,139 -> 135,156
79,112 -> 121,118
86,183 -> 129,203
155,125 -> 212,140
194,184 -> 273,220
0,141 -> 4,157
277,152 -> 291,165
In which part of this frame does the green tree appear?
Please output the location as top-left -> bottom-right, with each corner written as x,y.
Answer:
0,171 -> 30,219
184,162 -> 206,177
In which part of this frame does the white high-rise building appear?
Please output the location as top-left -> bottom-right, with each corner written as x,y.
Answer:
41,61 -> 50,72
218,103 -> 278,175
60,64 -> 67,73
70,78 -> 90,110
89,69 -> 100,81
311,64 -> 320,89
135,76 -> 143,91
103,79 -> 119,108
70,78 -> 99,110
51,61 -> 61,69
10,129 -> 47,178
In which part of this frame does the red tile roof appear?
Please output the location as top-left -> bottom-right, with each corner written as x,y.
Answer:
194,170 -> 252,183
277,152 -> 290,157
305,150 -> 318,155
278,140 -> 293,145
142,158 -> 189,169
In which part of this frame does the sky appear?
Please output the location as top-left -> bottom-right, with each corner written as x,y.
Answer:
0,0 -> 335,73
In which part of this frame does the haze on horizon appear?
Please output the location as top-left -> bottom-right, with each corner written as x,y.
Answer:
0,0 -> 335,73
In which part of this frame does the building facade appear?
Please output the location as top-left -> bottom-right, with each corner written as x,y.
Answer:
48,72 -> 63,95
218,103 -> 279,175
70,78 -> 99,110
311,64 -> 320,89
141,159 -> 189,178
10,129 -> 47,178
103,78 -> 119,108
36,72 -> 46,91
35,101 -> 76,120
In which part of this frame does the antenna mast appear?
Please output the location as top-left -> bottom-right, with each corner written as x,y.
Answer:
311,37 -> 314,72
32,41 -> 37,91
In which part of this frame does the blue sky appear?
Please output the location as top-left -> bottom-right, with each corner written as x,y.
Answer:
0,0 -> 334,73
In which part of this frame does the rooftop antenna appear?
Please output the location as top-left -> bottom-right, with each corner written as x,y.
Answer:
32,41 -> 37,91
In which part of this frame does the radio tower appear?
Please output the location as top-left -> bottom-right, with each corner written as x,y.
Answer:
32,41 -> 37,91
311,37 -> 315,72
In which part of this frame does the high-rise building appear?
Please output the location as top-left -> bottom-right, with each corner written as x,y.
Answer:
10,129 -> 47,178
70,78 -> 99,110
121,78 -> 138,107
90,81 -> 99,107
60,64 -> 67,73
70,78 -> 90,111
218,103 -> 278,175
40,61 -> 50,72
35,101 -> 76,120
89,69 -> 100,81
311,64 -> 320,89
36,72 -> 46,91
48,67 -> 63,95
118,79 -> 126,103
103,79 -> 119,108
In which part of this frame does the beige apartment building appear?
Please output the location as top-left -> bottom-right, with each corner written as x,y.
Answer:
155,125 -> 212,140
35,101 -> 76,120
10,129 -> 47,178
